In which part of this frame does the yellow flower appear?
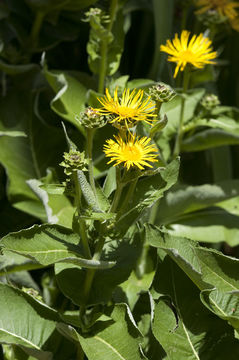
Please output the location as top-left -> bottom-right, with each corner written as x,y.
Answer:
160,30 -> 217,78
195,0 -> 239,28
96,88 -> 156,128
103,134 -> 158,170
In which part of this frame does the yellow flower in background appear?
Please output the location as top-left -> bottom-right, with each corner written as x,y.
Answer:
96,88 -> 156,128
195,0 -> 239,30
160,30 -> 217,78
103,134 -> 158,170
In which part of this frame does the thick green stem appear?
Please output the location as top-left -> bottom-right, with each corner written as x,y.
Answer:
154,100 -> 162,116
117,178 -> 138,219
86,128 -> 96,197
98,0 -> 118,93
173,67 -> 190,158
30,11 -> 45,50
73,172 -> 91,259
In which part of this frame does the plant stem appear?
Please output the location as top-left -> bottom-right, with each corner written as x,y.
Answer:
117,178 -> 138,219
73,172 -> 91,259
173,67 -> 190,158
154,100 -> 162,116
98,0 -> 118,93
30,11 -> 45,50
86,128 -> 96,197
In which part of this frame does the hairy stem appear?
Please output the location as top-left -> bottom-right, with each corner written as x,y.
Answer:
73,171 -> 91,259
86,128 -> 96,197
98,0 -> 118,93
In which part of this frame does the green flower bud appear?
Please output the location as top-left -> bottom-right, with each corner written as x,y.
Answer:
60,149 -> 88,176
197,10 -> 227,26
200,93 -> 220,111
148,82 -> 176,103
76,107 -> 108,129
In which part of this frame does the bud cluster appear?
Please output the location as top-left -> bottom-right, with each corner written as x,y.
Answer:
76,107 -> 107,129
60,149 -> 88,176
148,82 -> 176,103
200,93 -> 220,111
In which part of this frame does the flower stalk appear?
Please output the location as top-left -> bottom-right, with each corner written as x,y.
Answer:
98,0 -> 118,93
173,67 -> 190,158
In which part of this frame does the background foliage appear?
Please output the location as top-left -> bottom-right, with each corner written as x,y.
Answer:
1,0 -> 239,359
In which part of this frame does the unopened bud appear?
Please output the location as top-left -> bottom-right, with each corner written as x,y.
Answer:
148,83 -> 176,103
60,149 -> 88,176
77,107 -> 107,129
201,94 -> 220,111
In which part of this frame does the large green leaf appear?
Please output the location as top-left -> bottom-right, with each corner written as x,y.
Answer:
43,65 -> 87,131
0,224 -> 115,269
0,283 -> 58,359
147,224 -> 239,332
201,289 -> 239,331
0,88 -> 66,219
147,224 -> 239,292
55,232 -> 142,306
182,129 -> 239,152
166,208 -> 239,246
151,252 -> 239,359
57,304 -> 144,360
156,180 -> 239,224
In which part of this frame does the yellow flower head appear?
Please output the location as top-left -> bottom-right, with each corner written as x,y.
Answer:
195,0 -> 239,30
96,88 -> 156,129
160,30 -> 217,78
103,134 -> 158,170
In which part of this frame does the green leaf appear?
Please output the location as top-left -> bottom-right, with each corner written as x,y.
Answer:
151,252 -> 239,359
0,130 -> 26,137
146,224 -> 239,292
0,88 -> 66,219
55,233 -> 142,305
0,224 -> 114,269
27,173 -> 74,228
116,159 -> 179,234
119,271 -> 154,309
57,304 -> 144,360
0,250 -> 43,276
166,208 -> 239,246
149,0 -> 174,79
156,180 -> 239,224
87,8 -> 125,76
43,65 -> 87,131
182,129 -> 239,152
0,283 -> 58,359
201,289 -> 239,330
0,60 -> 38,75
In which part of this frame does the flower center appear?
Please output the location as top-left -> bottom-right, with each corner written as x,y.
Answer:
180,50 -> 194,62
116,106 -> 138,119
122,144 -> 142,161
